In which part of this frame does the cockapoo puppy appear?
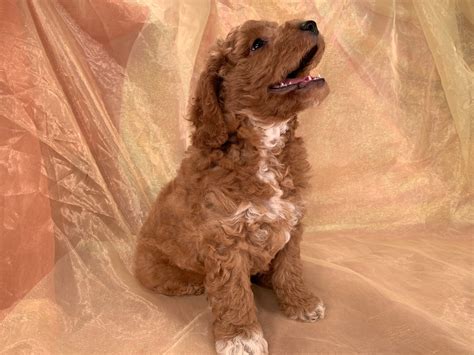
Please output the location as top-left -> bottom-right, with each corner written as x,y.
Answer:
135,19 -> 329,355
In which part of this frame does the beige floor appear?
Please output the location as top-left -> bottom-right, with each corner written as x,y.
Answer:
1,229 -> 472,353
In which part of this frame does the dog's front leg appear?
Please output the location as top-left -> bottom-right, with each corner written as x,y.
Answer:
204,248 -> 268,355
271,224 -> 326,322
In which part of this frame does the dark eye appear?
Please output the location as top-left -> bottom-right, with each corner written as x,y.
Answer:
251,38 -> 266,51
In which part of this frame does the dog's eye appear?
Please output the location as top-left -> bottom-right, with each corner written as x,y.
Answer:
251,38 -> 266,51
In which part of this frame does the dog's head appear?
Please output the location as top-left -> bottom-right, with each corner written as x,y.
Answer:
190,19 -> 328,148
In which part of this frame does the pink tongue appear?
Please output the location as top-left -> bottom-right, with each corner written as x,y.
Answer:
283,75 -> 313,85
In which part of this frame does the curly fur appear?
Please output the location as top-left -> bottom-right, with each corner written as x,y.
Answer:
135,19 -> 329,354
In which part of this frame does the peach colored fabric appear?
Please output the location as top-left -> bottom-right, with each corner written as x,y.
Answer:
0,0 -> 472,353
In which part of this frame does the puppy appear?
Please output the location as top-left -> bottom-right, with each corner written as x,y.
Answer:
135,19 -> 328,355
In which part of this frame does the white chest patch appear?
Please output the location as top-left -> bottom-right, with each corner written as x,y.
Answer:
256,122 -> 299,243
223,120 -> 300,248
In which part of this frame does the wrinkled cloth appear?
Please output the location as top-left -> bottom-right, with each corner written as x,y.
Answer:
0,0 -> 473,353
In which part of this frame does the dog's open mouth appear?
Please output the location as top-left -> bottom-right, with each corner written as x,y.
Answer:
269,44 -> 325,94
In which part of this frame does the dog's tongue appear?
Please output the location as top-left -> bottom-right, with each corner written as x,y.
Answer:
270,75 -> 324,90
283,76 -> 313,86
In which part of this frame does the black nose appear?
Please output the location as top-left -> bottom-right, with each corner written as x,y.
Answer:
300,20 -> 318,35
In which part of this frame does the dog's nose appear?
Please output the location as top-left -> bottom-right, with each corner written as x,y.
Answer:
300,20 -> 319,35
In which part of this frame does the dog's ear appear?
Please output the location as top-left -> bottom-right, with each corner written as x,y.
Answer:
190,43 -> 228,149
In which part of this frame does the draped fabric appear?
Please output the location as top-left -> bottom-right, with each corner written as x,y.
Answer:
0,0 -> 472,353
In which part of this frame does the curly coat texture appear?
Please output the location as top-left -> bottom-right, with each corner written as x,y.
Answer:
135,19 -> 329,354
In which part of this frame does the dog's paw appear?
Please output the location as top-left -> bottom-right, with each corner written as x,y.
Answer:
282,299 -> 326,322
215,332 -> 268,355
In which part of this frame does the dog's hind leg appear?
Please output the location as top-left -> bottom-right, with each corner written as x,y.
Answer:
134,244 -> 204,296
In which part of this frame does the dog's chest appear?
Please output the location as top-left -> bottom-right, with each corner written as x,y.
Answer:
226,122 -> 301,256
256,123 -> 300,233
